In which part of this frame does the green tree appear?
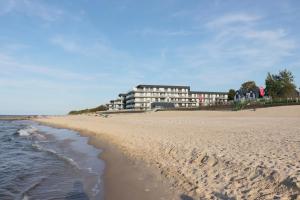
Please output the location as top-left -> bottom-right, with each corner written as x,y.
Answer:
240,81 -> 259,96
241,81 -> 258,92
265,69 -> 297,98
265,73 -> 280,98
228,89 -> 236,101
278,69 -> 297,98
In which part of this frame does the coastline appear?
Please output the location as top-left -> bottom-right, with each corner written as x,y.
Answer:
35,121 -> 181,200
34,106 -> 300,199
0,115 -> 37,121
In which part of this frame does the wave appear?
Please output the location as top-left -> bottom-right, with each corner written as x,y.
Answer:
20,177 -> 47,200
91,177 -> 101,197
17,126 -> 38,136
32,143 -> 80,170
16,126 -> 47,140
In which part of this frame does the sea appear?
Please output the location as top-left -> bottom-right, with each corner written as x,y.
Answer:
0,119 -> 105,200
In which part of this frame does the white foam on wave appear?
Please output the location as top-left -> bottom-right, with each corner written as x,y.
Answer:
17,126 -> 47,140
17,126 -> 38,136
92,177 -> 101,197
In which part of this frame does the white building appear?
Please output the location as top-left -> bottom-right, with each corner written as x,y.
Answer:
107,98 -> 123,110
125,85 -> 190,110
108,84 -> 228,110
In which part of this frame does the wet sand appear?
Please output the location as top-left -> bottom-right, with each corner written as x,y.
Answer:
35,106 -> 300,199
84,131 -> 180,200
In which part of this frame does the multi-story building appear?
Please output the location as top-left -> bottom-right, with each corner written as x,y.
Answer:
189,91 -> 228,106
107,98 -> 123,110
125,85 -> 191,110
107,84 -> 228,110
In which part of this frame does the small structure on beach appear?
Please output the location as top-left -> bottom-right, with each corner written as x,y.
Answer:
234,90 -> 258,101
234,86 -> 265,102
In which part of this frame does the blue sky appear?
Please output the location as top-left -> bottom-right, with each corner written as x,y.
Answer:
0,0 -> 299,115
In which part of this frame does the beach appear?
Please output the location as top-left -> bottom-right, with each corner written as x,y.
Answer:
35,106 -> 300,199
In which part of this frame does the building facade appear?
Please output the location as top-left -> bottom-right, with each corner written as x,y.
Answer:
107,84 -> 228,110
107,98 -> 123,110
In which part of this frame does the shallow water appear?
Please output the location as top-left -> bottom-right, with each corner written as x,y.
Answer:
0,120 -> 104,200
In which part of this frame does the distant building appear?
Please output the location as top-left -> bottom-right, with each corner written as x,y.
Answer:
107,84 -> 228,110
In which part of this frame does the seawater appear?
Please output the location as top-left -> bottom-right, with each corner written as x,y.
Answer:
0,120 -> 105,200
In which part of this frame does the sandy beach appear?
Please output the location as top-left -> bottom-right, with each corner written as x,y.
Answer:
35,106 -> 300,200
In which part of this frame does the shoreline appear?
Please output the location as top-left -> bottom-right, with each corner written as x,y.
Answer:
0,116 -> 37,121
35,121 -> 181,200
34,106 -> 300,199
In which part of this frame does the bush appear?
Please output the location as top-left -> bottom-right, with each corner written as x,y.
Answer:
233,101 -> 248,111
68,105 -> 108,115
233,98 -> 300,111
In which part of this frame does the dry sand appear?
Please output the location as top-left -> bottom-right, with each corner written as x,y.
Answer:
36,106 -> 300,200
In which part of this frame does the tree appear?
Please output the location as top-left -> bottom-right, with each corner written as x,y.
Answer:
278,69 -> 297,98
265,73 -> 281,98
228,89 -> 236,101
240,81 -> 259,96
265,69 -> 297,98
241,81 -> 258,92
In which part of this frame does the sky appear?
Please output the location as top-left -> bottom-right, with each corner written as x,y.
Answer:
0,0 -> 300,115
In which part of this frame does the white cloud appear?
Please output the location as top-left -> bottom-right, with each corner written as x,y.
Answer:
23,0 -> 64,21
51,36 -> 84,54
51,36 -> 100,56
170,10 -> 190,18
0,77 -> 114,91
206,13 -> 261,28
0,42 -> 30,53
244,29 -> 286,40
0,0 -> 76,22
0,49 -> 148,91
131,28 -> 200,36
208,13 -> 295,60
0,52 -> 96,81
0,0 -> 16,15
243,29 -> 295,51
165,12 -> 298,88
50,35 -> 129,61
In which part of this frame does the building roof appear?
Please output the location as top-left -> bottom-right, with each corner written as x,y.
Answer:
126,90 -> 134,95
110,98 -> 122,103
136,84 -> 190,89
190,91 -> 228,95
118,93 -> 126,97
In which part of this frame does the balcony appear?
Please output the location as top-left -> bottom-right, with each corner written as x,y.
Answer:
134,89 -> 189,94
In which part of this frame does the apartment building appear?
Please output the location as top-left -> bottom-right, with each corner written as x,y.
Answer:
125,85 -> 191,110
189,91 -> 228,106
107,98 -> 123,110
107,84 -> 228,110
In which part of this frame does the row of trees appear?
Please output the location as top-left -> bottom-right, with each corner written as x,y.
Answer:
228,69 -> 298,100
69,105 -> 108,115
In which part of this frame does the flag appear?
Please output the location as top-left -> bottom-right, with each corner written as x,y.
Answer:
259,87 -> 265,97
